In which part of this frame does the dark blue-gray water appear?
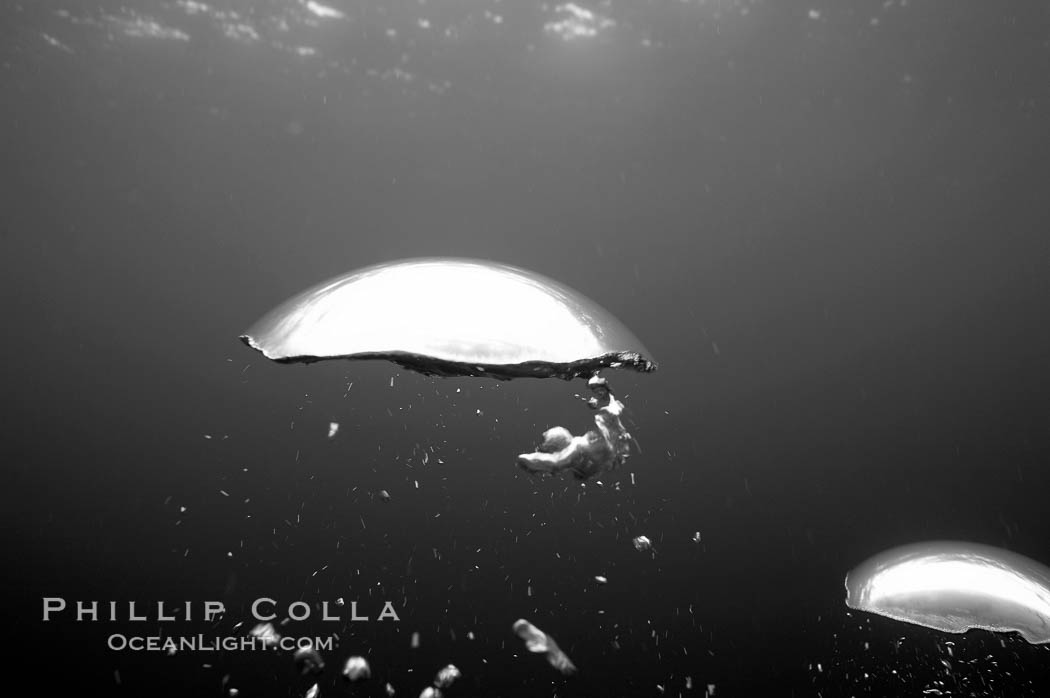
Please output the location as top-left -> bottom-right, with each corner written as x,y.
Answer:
3,1 -> 1050,696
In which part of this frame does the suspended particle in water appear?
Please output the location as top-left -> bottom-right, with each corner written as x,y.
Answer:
379,490 -> 391,503
249,622 -> 280,648
433,664 -> 461,689
594,575 -> 608,585
411,632 -> 421,648
342,656 -> 371,681
385,683 -> 395,696
633,535 -> 652,552
512,619 -> 577,675
328,422 -> 340,438
294,645 -> 325,675
692,532 -> 702,544
305,684 -> 319,698
419,688 -> 441,698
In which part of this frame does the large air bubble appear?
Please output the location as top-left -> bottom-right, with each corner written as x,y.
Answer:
845,540 -> 1050,644
240,257 -> 656,380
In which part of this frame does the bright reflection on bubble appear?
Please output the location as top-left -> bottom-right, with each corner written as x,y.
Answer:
432,664 -> 461,689
342,656 -> 371,681
513,619 -> 576,675
845,541 -> 1050,644
249,622 -> 280,647
241,257 -> 656,380
544,3 -> 616,41
305,1 -> 345,20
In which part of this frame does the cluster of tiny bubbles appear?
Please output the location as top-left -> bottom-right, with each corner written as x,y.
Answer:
812,611 -> 1050,696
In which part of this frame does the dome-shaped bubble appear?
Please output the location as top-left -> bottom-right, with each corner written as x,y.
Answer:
240,257 -> 656,380
844,540 -> 1050,644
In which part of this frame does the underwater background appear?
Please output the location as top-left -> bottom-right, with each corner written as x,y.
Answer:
3,0 -> 1049,695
